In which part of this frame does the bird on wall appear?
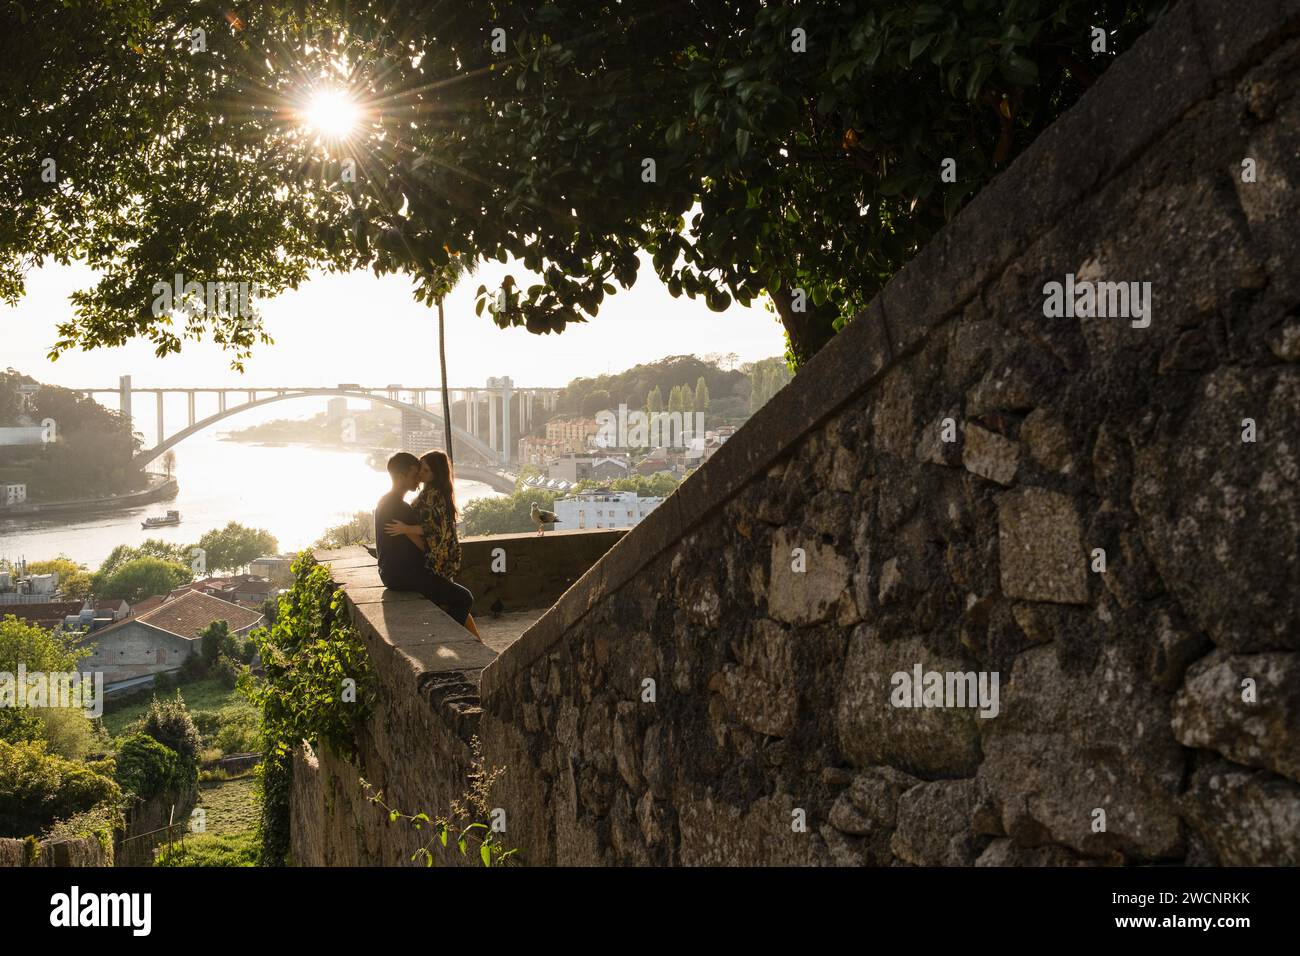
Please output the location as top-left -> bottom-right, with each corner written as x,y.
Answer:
530,501 -> 561,536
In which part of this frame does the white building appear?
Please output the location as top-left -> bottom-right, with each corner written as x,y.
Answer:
552,489 -> 664,530
4,483 -> 27,505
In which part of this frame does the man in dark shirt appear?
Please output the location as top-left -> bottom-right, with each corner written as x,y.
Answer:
375,452 -> 425,576
374,452 -> 475,627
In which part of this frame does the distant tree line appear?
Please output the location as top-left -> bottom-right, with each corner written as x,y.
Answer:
10,522 -> 280,606
548,354 -> 788,431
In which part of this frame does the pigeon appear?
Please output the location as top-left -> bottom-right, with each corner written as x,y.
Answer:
489,598 -> 505,617
530,501 -> 561,536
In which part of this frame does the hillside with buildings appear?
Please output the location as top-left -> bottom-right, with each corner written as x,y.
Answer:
0,370 -> 146,504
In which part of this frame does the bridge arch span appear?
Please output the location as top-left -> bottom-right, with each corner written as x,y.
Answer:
134,389 -> 497,468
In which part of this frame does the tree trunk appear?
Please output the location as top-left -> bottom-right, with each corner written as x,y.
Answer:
769,285 -> 840,368
437,296 -> 454,464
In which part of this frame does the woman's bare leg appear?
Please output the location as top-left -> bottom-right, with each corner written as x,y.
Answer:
464,613 -> 483,642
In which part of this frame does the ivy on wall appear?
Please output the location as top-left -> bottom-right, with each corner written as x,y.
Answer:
242,554 -> 376,865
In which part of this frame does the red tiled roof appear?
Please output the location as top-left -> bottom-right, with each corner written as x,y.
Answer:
136,590 -> 263,639
129,595 -> 166,615
0,602 -> 82,628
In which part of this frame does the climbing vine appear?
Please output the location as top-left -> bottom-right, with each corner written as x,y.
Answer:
242,553 -> 376,865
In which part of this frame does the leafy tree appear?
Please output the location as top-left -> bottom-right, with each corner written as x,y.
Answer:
4,1 -> 1166,369
0,613 -> 85,674
0,614 -> 89,748
581,390 -> 613,419
95,556 -> 191,603
211,655 -> 241,690
33,708 -> 97,762
747,357 -> 793,413
199,620 -> 240,667
694,377 -> 711,413
25,558 -> 92,601
645,386 -> 663,415
196,522 -> 279,574
573,473 -> 680,498
200,620 -> 227,667
460,488 -> 558,537
95,540 -> 191,582
314,512 -> 373,549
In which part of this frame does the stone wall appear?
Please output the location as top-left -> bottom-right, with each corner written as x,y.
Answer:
291,0 -> 1300,867
475,0 -> 1300,866
290,530 -> 625,866
0,835 -> 109,867
458,529 -> 628,616
78,621 -> 195,683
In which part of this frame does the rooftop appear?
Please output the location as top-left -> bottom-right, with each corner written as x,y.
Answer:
136,589 -> 264,639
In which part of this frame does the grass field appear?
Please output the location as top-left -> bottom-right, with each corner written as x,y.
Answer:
156,831 -> 258,867
101,677 -> 258,739
196,774 -> 260,837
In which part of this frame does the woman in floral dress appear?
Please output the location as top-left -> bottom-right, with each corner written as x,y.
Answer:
390,449 -> 481,641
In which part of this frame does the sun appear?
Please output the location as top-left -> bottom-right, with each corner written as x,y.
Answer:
301,87 -> 361,140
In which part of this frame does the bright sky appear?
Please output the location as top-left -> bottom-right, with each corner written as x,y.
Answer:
1,256 -> 787,396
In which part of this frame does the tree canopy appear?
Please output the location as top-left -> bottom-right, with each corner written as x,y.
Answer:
196,522 -> 280,573
3,1 -> 1166,367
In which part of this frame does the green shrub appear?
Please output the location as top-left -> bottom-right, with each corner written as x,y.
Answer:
0,708 -> 42,746
42,802 -> 124,862
113,733 -> 181,801
213,713 -> 258,755
152,670 -> 176,694
34,707 -> 96,761
192,711 -> 221,737
142,692 -> 201,767
0,739 -> 122,838
212,655 -> 240,690
0,614 -> 87,748
178,652 -> 207,683
200,620 -> 234,667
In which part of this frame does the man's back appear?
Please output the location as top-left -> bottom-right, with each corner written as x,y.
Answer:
375,489 -> 423,576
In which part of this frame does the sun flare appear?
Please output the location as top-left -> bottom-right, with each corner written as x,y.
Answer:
301,87 -> 361,139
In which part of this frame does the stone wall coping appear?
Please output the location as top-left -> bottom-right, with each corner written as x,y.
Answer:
314,546 -> 495,742
479,0 -> 1300,701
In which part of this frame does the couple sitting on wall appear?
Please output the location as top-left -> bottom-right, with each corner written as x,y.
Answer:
375,450 -> 482,643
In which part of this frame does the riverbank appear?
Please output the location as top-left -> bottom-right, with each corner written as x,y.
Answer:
0,433 -> 503,568
0,474 -> 178,519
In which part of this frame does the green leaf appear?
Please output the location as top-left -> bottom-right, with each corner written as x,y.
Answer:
480,844 -> 492,866
909,34 -> 934,62
1000,54 -> 1038,86
829,59 -> 857,83
735,128 -> 751,157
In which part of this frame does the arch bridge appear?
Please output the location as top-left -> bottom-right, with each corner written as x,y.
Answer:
72,377 -> 559,468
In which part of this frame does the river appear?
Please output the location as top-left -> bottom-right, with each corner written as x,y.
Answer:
0,433 -> 501,569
